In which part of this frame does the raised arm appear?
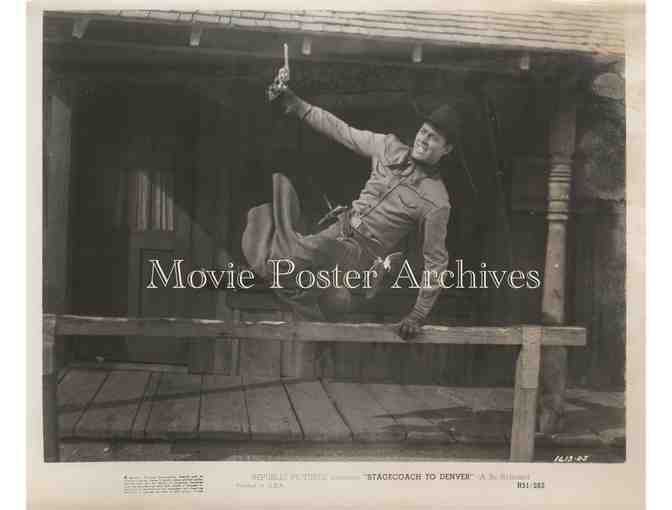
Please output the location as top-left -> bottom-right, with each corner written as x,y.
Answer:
280,89 -> 388,159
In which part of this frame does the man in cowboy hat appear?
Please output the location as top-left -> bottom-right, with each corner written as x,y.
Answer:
242,83 -> 461,340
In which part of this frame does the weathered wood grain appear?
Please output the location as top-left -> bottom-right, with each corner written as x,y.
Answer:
67,361 -> 188,374
566,389 -> 625,408
57,368 -> 108,437
359,343 -> 403,383
238,311 -> 283,378
281,312 -> 318,378
365,383 -> 450,442
130,372 -> 162,440
43,314 -> 60,460
243,377 -> 303,441
75,370 -> 149,439
322,380 -> 403,442
144,373 -> 203,440
448,387 -> 515,412
44,85 -> 73,314
510,327 -> 542,461
284,380 -> 351,442
50,314 -> 586,346
199,375 -> 249,440
399,343 -> 438,385
43,373 -> 59,462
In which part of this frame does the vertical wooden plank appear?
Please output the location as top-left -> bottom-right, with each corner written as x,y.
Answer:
280,311 -> 318,378
165,169 -> 174,232
243,376 -> 303,441
43,315 -> 59,462
238,311 -> 282,377
75,370 -> 150,439
188,338 -> 214,374
187,97 -> 220,373
359,343 -> 402,383
113,168 -> 127,229
284,380 -> 352,442
318,343 -> 361,381
172,120 -> 192,324
510,326 -> 542,462
199,375 -> 249,440
144,373 -> 203,440
43,373 -> 59,461
137,170 -> 150,231
57,368 -> 108,437
400,343 -> 435,385
152,170 -> 161,230
44,81 -> 74,314
212,105 -> 238,373
321,380 -> 403,442
130,372 -> 162,440
127,170 -> 139,232
281,311 -> 295,377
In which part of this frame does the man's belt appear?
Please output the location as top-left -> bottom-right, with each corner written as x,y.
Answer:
347,213 -> 386,261
337,210 -> 403,299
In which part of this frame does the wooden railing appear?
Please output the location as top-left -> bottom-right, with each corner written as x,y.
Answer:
42,314 -> 586,462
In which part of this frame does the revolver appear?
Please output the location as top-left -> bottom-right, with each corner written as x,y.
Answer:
267,43 -> 290,102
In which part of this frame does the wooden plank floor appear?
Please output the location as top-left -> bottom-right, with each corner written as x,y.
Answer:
56,368 -> 625,447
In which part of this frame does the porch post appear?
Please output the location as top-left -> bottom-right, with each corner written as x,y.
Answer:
44,74 -> 75,314
43,73 -> 75,460
539,92 -> 577,434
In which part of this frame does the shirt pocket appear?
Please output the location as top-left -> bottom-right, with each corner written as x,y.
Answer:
397,188 -> 420,212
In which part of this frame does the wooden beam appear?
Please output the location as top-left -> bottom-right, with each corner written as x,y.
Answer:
519,52 -> 531,71
47,314 -> 586,346
412,43 -> 423,63
189,25 -> 203,47
44,38 -> 523,76
43,315 -> 59,461
301,36 -> 312,56
510,326 -> 542,461
44,81 -> 74,314
71,17 -> 90,39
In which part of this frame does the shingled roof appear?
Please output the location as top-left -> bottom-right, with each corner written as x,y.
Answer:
70,9 -> 624,56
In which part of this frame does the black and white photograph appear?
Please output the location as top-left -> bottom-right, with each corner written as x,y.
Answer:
36,0 -> 634,482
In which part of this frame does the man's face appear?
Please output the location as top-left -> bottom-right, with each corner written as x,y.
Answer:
411,122 -> 452,166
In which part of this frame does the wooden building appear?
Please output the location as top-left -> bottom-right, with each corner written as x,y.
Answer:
43,8 -> 625,390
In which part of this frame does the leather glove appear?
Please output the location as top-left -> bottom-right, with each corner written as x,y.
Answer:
267,85 -> 309,118
267,66 -> 290,102
398,313 -> 424,341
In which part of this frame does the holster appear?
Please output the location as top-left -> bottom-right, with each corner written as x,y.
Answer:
338,208 -> 353,238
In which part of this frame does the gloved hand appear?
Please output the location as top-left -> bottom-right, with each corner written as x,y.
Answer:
267,66 -> 290,102
398,313 -> 424,341
267,84 -> 302,115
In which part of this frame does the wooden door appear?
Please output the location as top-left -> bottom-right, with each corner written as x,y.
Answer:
69,83 -> 198,366
121,87 -> 197,364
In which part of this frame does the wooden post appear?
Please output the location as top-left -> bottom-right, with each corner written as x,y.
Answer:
510,326 -> 541,462
539,93 -> 577,433
44,78 -> 74,314
43,315 -> 59,462
43,76 -> 74,435
280,311 -> 317,378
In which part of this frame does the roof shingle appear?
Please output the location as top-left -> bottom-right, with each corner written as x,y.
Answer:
72,8 -> 625,55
